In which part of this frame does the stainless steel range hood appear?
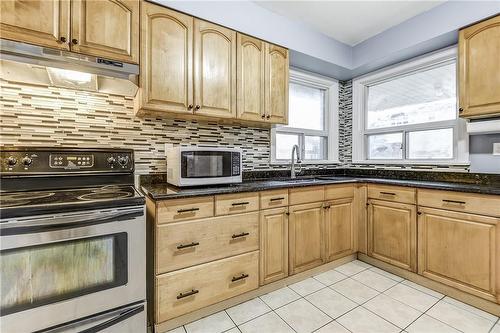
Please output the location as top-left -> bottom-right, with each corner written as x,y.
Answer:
0,39 -> 139,96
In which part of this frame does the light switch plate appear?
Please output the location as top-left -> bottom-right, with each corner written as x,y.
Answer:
493,143 -> 500,155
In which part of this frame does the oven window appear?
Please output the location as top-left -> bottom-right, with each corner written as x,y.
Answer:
0,233 -> 127,315
181,151 -> 232,178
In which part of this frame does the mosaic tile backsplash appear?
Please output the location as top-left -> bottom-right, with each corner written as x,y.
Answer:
1,79 -> 351,174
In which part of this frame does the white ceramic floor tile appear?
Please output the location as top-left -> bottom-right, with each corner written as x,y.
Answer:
427,300 -> 496,333
351,260 -> 373,269
185,311 -> 235,333
490,323 -> 500,333
336,306 -> 400,333
331,278 -> 379,304
275,298 -> 332,333
351,269 -> 399,292
260,286 -> 301,309
314,269 -> 347,286
305,287 -> 357,319
166,327 -> 186,333
224,328 -> 241,333
289,277 -> 326,296
364,294 -> 422,329
334,262 -> 367,276
401,280 -> 444,299
314,321 -> 351,333
384,283 -> 440,312
441,296 -> 498,321
369,267 -> 404,282
406,314 -> 460,333
226,298 -> 271,325
238,312 -> 293,333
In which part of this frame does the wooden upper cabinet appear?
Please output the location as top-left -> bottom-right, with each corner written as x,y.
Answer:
418,207 -> 500,303
260,207 -> 289,285
289,202 -> 325,274
140,2 -> 193,114
459,15 -> 500,118
325,198 -> 356,262
368,199 -> 417,272
70,0 -> 139,63
237,33 -> 266,122
265,44 -> 289,124
193,19 -> 236,119
0,0 -> 70,50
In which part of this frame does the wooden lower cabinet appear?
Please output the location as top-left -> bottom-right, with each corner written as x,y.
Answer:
155,251 -> 259,322
325,198 -> 356,262
367,199 -> 417,272
289,202 -> 325,274
260,207 -> 288,285
418,207 -> 500,302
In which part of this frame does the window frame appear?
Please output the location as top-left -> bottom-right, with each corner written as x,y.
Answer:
271,69 -> 340,164
352,46 -> 469,165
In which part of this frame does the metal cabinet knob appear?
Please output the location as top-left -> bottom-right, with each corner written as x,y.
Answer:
188,104 -> 193,110
59,36 -> 67,43
195,105 -> 201,110
261,114 -> 265,119
266,115 -> 270,119
72,39 -> 78,45
459,107 -> 464,112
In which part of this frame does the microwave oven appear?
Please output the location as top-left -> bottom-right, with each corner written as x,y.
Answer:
166,147 -> 242,187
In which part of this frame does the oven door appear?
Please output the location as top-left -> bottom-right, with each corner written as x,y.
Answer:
180,150 -> 241,186
0,206 -> 145,333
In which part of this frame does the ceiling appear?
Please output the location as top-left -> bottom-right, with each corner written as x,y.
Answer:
254,1 -> 446,46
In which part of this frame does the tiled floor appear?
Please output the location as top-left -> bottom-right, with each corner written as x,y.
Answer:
168,260 -> 500,333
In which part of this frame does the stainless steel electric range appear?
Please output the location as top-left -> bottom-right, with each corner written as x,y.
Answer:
0,147 -> 146,333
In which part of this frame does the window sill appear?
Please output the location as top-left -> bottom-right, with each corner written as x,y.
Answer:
351,159 -> 470,166
270,159 -> 341,165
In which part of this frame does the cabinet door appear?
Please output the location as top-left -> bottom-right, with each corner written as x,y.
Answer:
0,0 -> 69,50
289,202 -> 324,274
140,2 -> 193,114
367,199 -> 417,272
325,198 -> 356,262
265,44 -> 289,124
193,19 -> 236,119
459,15 -> 500,118
70,0 -> 139,63
418,207 -> 499,303
237,33 -> 266,122
260,207 -> 288,285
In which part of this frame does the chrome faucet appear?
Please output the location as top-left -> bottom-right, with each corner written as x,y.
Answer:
291,144 -> 302,179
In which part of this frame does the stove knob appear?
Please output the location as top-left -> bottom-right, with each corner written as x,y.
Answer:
117,156 -> 129,166
6,156 -> 17,166
22,156 -> 32,166
107,156 -> 116,165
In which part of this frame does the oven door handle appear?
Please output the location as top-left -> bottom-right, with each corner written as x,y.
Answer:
0,207 -> 144,236
78,303 -> 144,333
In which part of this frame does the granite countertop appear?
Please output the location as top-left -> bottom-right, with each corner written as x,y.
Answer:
141,175 -> 500,200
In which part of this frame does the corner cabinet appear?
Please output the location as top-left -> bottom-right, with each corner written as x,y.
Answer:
459,15 -> 500,118
418,207 -> 500,303
0,0 -> 139,63
325,198 -> 356,262
260,207 -> 289,285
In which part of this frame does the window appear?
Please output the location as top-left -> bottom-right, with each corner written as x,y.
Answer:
352,47 -> 468,165
271,69 -> 339,164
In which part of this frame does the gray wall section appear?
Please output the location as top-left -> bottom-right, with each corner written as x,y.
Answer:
469,134 -> 500,174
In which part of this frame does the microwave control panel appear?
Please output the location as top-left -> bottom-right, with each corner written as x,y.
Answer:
232,152 -> 241,176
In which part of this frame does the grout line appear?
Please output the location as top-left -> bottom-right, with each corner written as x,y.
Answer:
272,309 -> 299,333
488,318 -> 500,333
359,304 -> 406,330
224,309 -> 239,329
417,295 -> 467,333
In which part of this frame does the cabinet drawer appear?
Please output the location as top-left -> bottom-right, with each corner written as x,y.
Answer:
289,186 -> 324,205
156,212 -> 259,274
157,197 -> 214,224
215,192 -> 259,215
418,189 -> 500,217
368,185 -> 416,204
260,189 -> 289,209
155,251 -> 259,322
325,184 -> 354,200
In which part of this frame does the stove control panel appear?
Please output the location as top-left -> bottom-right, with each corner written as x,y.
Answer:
0,148 -> 134,174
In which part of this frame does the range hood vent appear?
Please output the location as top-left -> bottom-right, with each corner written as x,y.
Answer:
0,39 -> 139,96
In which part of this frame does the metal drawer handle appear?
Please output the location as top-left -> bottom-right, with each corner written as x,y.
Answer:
232,202 -> 249,206
232,232 -> 249,239
177,207 -> 200,214
270,197 -> 285,201
231,273 -> 249,282
177,289 -> 199,299
380,192 -> 396,196
442,199 -> 466,205
323,205 -> 331,209
177,241 -> 200,250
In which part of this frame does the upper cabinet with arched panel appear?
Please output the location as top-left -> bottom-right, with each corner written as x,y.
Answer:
70,0 -> 139,63
459,15 -> 500,119
265,44 -> 289,124
0,0 -> 139,63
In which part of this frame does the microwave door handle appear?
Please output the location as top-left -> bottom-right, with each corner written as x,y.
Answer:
0,207 -> 144,236
78,303 -> 144,333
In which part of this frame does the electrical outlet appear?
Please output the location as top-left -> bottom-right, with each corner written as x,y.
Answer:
493,143 -> 500,156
